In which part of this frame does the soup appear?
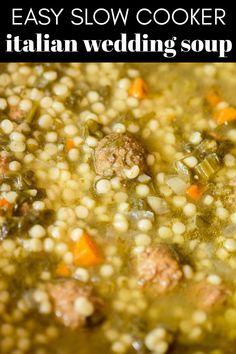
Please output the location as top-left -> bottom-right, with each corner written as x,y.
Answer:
0,63 -> 236,354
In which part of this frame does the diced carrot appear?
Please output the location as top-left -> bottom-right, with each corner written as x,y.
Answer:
214,107 -> 236,125
65,139 -> 75,151
128,78 -> 147,99
186,185 -> 205,201
206,89 -> 221,107
72,234 -> 103,267
56,262 -> 71,277
0,199 -> 12,209
0,199 -> 13,216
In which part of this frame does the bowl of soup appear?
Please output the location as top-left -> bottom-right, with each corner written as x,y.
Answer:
0,63 -> 236,354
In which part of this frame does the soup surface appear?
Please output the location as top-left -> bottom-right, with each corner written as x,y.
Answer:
0,63 -> 236,354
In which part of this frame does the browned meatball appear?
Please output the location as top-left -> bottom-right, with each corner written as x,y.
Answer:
94,133 -> 147,178
193,281 -> 230,310
48,280 -> 102,329
136,244 -> 183,294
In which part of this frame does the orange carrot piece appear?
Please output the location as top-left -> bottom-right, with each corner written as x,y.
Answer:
65,139 -> 75,151
186,185 -> 205,201
214,107 -> 236,125
128,78 -> 147,99
0,199 -> 13,216
0,199 -> 12,209
72,234 -> 103,267
56,262 -> 71,277
206,89 -> 221,107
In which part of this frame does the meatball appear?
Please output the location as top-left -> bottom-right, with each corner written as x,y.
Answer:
94,133 -> 147,179
136,244 -> 183,294
48,280 -> 103,329
193,281 -> 230,310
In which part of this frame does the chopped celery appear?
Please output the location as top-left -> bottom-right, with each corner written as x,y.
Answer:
194,153 -> 220,180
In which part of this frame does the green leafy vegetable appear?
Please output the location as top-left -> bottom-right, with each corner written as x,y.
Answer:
84,119 -> 104,139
